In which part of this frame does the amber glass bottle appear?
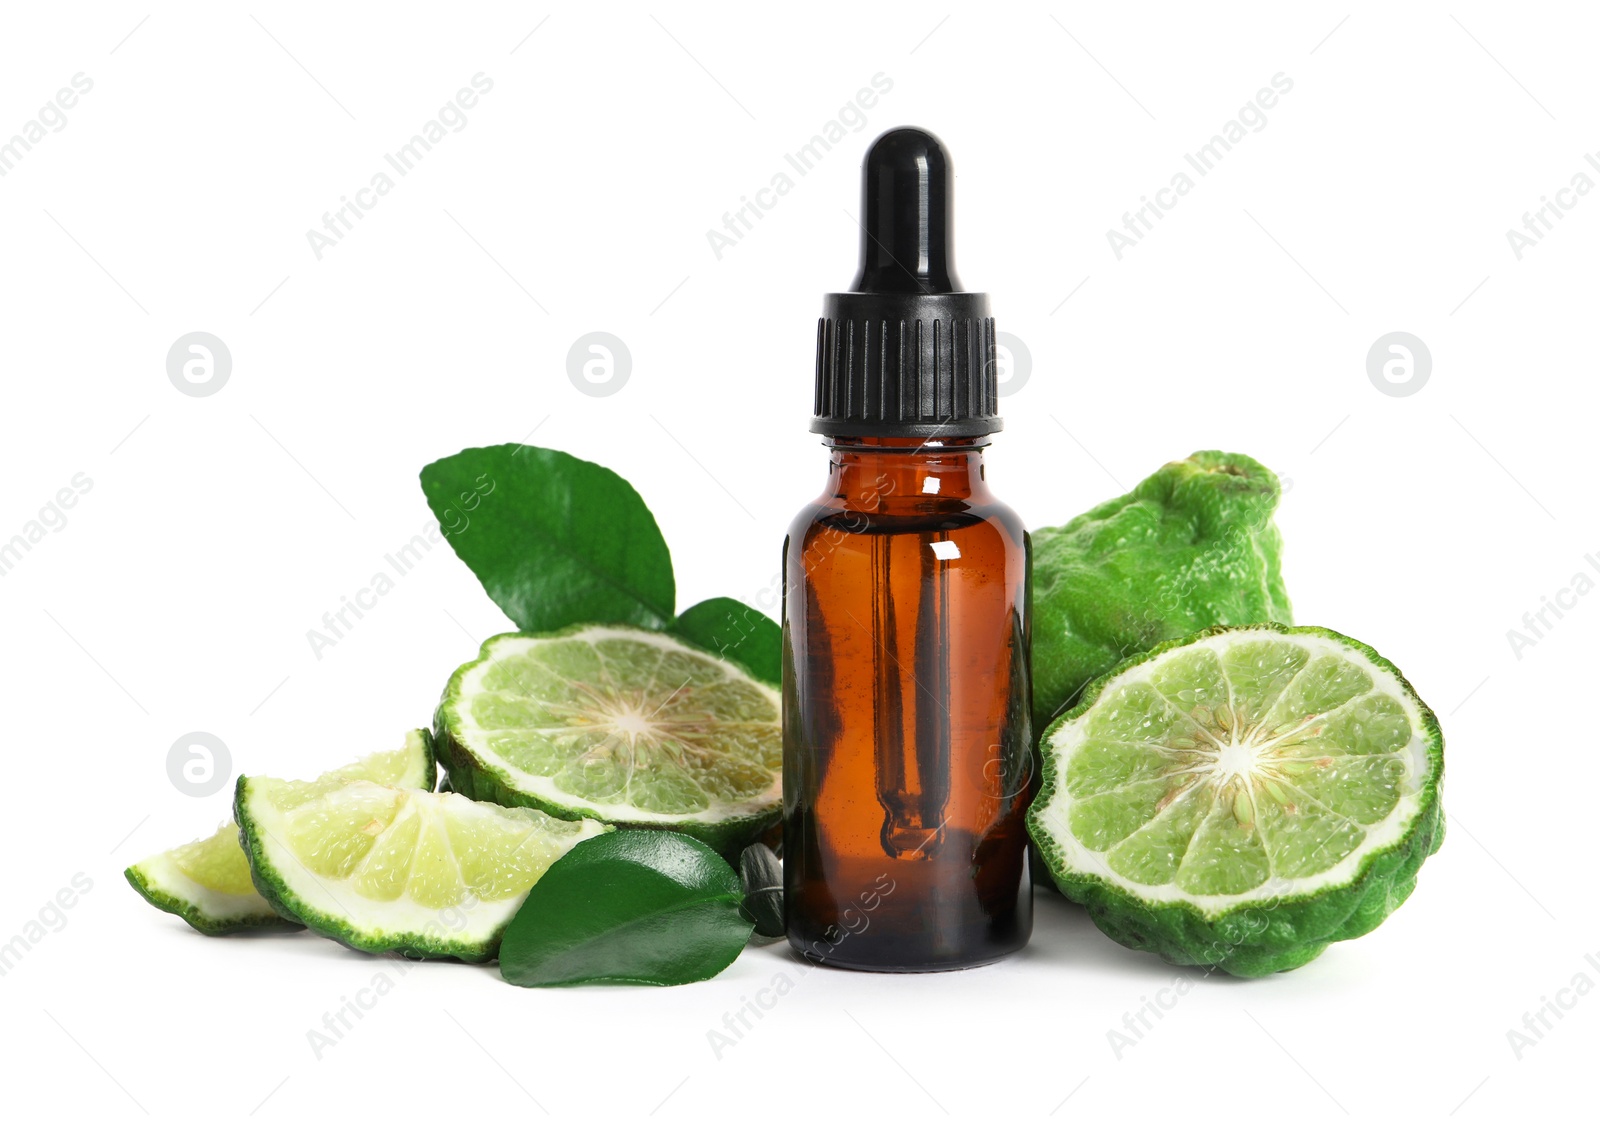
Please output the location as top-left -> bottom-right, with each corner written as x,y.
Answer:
781,128 -> 1032,971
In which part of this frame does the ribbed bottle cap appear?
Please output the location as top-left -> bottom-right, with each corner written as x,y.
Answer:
813,127 -> 999,438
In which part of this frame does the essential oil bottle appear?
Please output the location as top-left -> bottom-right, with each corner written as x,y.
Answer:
782,127 -> 1033,971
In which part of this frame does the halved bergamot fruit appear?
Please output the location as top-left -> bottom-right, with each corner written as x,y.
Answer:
434,626 -> 782,855
1027,625 -> 1444,976
125,730 -> 435,935
236,777 -> 606,961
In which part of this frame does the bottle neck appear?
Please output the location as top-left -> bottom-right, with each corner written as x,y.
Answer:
822,435 -> 993,511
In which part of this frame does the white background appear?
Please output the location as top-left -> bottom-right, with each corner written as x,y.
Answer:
0,2 -> 1593,1125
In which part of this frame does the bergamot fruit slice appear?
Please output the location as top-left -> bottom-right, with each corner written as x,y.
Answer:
1027,625 -> 1444,976
125,730 -> 436,935
236,778 -> 606,961
435,626 -> 782,854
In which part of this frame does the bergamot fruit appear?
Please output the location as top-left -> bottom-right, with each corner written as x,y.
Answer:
434,625 -> 781,855
1031,451 -> 1292,731
1027,625 -> 1444,976
235,778 -> 606,961
125,730 -> 436,935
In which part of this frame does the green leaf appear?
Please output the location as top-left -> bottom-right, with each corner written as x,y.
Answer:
499,830 -> 753,987
420,444 -> 675,632
671,598 -> 781,684
738,843 -> 784,939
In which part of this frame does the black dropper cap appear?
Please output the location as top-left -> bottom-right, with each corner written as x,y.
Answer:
812,127 -> 999,438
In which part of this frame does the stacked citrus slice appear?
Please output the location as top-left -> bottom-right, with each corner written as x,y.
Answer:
125,731 -> 435,935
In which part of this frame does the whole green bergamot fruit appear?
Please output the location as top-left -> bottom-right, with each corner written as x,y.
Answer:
1031,451 -> 1291,732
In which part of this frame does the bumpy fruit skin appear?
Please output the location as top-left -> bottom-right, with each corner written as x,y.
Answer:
1027,625 -> 1446,977
1030,451 -> 1292,733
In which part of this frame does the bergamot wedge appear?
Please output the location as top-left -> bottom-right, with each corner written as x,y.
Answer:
235,777 -> 606,961
125,730 -> 436,935
434,626 -> 782,854
1027,625 -> 1444,976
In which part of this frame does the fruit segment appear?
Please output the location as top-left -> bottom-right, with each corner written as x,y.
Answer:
237,779 -> 606,961
125,731 -> 436,935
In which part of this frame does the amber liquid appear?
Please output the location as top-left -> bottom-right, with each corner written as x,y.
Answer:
782,437 -> 1032,971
